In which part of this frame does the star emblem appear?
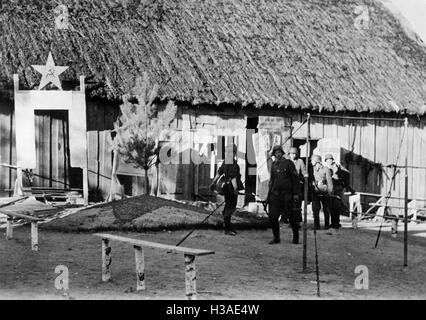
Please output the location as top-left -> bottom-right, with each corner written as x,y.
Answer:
32,51 -> 69,90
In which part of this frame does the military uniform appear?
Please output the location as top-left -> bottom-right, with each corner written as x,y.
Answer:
312,163 -> 333,229
328,161 -> 349,228
290,157 -> 306,220
268,152 -> 301,243
217,159 -> 240,234
292,158 -> 306,194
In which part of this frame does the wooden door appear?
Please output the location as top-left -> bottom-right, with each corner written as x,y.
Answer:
33,110 -> 70,188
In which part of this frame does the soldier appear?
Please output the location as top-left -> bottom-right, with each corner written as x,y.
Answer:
266,145 -> 301,244
324,154 -> 350,229
211,144 -> 241,236
311,154 -> 333,230
288,146 -> 306,200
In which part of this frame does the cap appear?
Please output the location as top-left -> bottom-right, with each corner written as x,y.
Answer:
272,145 -> 284,154
324,154 -> 334,161
289,147 -> 299,155
312,154 -> 322,163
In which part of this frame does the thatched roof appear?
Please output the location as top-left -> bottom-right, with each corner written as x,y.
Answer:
1,0 -> 426,114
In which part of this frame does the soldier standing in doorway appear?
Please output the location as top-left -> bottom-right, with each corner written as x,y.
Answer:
311,155 -> 333,230
266,145 -> 301,244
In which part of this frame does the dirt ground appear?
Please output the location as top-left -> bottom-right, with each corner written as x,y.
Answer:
1,217 -> 426,300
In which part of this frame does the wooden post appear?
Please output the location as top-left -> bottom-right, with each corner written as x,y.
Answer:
83,167 -> 89,206
134,245 -> 146,291
404,117 -> 408,267
391,218 -> 398,238
82,76 -> 89,206
31,221 -> 39,251
102,238 -> 112,281
6,217 -> 13,240
184,254 -> 197,300
302,113 -> 310,272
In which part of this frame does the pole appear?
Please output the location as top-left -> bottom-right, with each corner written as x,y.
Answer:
314,225 -> 320,297
302,113 -> 311,272
404,117 -> 408,267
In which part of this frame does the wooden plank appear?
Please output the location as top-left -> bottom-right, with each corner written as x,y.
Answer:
411,125 -> 422,199
407,124 -> 415,199
309,116 -> 323,140
0,105 -> 11,197
94,233 -> 215,256
375,120 -> 389,195
34,113 -> 41,187
41,113 -> 50,187
102,131 -> 113,199
289,113 -> 306,140
1,211 -> 43,221
0,196 -> 29,207
62,115 -> 70,189
87,130 -> 99,193
322,116 -> 337,138
99,131 -> 106,198
361,119 -> 375,162
394,123 -> 404,207
10,110 -> 17,195
349,119 -> 362,155
51,117 -> 59,188
181,111 -> 193,199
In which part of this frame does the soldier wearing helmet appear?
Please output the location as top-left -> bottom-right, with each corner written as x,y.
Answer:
266,145 -> 301,244
210,143 -> 241,236
288,146 -> 306,220
311,154 -> 333,230
324,154 -> 351,229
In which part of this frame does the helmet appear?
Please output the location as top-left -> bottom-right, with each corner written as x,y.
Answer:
289,147 -> 299,155
324,154 -> 334,161
272,145 -> 284,154
311,154 -> 322,164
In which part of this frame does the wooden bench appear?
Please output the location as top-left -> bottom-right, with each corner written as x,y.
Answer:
93,233 -> 214,300
2,211 -> 43,251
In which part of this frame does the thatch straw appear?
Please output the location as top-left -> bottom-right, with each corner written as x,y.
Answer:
0,0 -> 425,114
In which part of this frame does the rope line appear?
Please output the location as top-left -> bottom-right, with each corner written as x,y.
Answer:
374,124 -> 407,248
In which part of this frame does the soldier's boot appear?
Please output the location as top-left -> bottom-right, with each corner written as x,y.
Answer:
269,238 -> 280,244
292,227 -> 299,244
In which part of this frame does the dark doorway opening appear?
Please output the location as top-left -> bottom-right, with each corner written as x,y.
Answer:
245,116 -> 259,204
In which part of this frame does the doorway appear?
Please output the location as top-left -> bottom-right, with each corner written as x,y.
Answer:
33,110 -> 73,188
245,116 -> 259,204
